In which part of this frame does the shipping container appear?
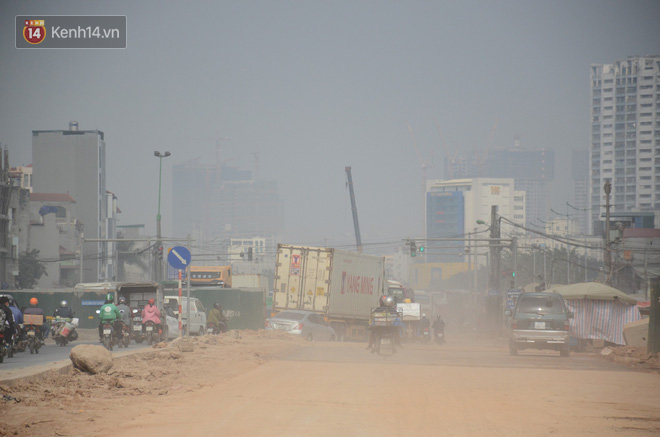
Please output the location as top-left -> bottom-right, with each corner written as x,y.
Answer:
232,274 -> 269,292
273,244 -> 386,340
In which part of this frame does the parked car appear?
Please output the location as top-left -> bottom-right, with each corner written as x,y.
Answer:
164,296 -> 207,336
507,292 -> 573,357
265,310 -> 336,341
163,306 -> 180,339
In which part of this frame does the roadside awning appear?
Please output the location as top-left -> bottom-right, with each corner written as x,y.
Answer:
544,282 -> 639,305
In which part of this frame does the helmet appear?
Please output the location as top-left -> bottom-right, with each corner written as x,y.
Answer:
148,298 -> 155,305
30,297 -> 38,305
105,293 -> 114,304
383,296 -> 395,307
118,297 -> 127,305
60,300 -> 68,308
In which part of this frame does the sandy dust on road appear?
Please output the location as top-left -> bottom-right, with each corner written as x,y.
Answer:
1,331 -> 660,437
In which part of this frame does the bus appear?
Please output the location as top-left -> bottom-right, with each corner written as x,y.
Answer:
189,266 -> 232,287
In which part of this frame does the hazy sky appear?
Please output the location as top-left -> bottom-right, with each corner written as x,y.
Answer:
1,1 -> 659,249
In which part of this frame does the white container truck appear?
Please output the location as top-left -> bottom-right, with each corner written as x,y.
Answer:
273,244 -> 386,340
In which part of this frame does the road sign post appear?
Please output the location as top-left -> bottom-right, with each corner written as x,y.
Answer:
168,246 -> 191,338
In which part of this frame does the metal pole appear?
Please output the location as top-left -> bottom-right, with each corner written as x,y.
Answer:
79,233 -> 84,283
604,180 -> 612,284
468,232 -> 473,291
584,234 -> 588,282
178,269 -> 182,338
567,245 -> 570,285
512,237 -> 517,288
154,151 -> 171,283
543,249 -> 547,286
186,233 -> 192,336
156,157 -> 163,283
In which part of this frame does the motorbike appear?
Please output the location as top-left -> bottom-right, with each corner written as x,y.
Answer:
115,320 -> 131,348
13,324 -> 27,353
206,321 -> 228,335
24,323 -> 43,354
143,320 -> 159,345
51,317 -> 79,346
0,329 -> 6,363
101,321 -> 114,351
1,330 -> 13,359
421,326 -> 431,344
434,328 -> 446,345
131,309 -> 144,343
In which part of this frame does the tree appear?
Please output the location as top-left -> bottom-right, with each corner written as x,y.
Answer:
17,249 -> 48,289
116,236 -> 149,282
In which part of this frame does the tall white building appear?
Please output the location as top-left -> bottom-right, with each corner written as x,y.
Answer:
425,178 -> 525,262
32,122 -> 112,282
589,56 -> 660,234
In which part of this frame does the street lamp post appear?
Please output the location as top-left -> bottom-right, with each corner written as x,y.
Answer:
154,151 -> 171,282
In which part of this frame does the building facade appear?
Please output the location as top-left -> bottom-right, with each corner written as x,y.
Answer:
29,193 -> 82,288
445,140 -> 554,226
589,55 -> 660,234
425,178 -> 525,262
32,122 -> 111,282
172,160 -> 283,269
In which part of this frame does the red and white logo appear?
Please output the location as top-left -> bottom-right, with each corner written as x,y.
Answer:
23,19 -> 46,44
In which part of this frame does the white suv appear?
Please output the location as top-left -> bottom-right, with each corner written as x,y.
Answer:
165,296 -> 208,336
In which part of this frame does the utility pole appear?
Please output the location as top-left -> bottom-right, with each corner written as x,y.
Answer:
490,206 -> 501,293
649,281 -> 660,354
604,180 -> 612,284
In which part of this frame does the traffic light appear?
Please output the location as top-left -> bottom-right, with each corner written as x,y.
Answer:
410,241 -> 417,257
419,245 -> 425,254
156,246 -> 163,260
248,247 -> 253,261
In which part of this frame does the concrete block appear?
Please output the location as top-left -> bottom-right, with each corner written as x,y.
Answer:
623,318 -> 649,348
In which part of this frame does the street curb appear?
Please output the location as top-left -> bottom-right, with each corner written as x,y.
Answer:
0,343 -> 171,387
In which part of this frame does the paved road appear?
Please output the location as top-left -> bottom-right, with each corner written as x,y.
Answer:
286,337 -> 633,372
0,339 -> 149,372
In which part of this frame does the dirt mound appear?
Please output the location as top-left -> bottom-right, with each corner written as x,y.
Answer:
0,330 -> 306,437
599,345 -> 660,370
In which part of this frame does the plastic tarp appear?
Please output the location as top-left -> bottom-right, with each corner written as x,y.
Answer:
544,282 -> 639,305
564,299 -> 641,345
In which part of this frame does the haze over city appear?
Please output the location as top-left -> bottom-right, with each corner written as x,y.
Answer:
1,1 -> 659,248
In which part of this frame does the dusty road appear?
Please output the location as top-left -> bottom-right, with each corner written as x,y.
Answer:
1,331 -> 659,437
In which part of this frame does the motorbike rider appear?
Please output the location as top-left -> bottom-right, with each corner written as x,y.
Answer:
366,295 -> 402,352
432,313 -> 446,341
115,297 -> 132,341
54,300 -> 74,319
419,313 -> 431,337
207,302 -> 227,333
0,296 -> 16,343
98,293 -> 121,342
141,298 -> 162,336
23,297 -> 45,342
53,300 -> 78,341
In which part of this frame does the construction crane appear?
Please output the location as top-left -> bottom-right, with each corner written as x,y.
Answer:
344,166 -> 362,253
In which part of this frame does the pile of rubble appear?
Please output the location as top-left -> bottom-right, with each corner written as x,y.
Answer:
599,345 -> 660,370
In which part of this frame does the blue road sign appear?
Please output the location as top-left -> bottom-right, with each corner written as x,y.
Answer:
168,246 -> 191,270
